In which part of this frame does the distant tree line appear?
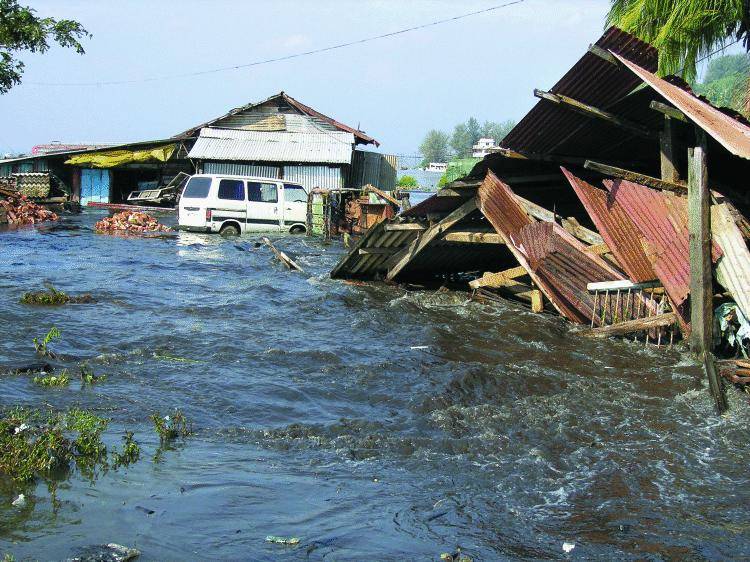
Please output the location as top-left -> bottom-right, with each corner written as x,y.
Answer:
693,53 -> 750,115
419,117 -> 516,167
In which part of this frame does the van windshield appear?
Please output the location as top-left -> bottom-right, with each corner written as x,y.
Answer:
182,177 -> 212,199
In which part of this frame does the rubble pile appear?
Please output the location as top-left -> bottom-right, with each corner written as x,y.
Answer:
94,211 -> 171,234
0,192 -> 58,225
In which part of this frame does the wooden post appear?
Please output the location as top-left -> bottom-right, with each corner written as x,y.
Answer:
688,143 -> 727,412
660,117 -> 679,183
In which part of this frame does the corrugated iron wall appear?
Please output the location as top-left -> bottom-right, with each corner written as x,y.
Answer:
203,161 -> 280,178
283,165 -> 345,190
350,151 -> 397,190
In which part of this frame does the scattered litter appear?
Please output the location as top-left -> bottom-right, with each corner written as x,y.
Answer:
265,535 -> 300,546
11,494 -> 25,507
0,192 -> 58,225
94,211 -> 170,234
261,237 -> 304,272
67,543 -> 140,562
440,550 -> 472,562
562,542 -> 576,553
14,423 -> 28,434
410,346 -> 429,350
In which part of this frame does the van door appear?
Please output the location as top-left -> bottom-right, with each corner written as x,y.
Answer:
282,183 -> 308,229
213,178 -> 247,232
246,181 -> 281,231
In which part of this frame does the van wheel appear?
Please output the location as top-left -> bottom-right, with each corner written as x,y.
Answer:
219,224 -> 240,237
289,225 -> 306,234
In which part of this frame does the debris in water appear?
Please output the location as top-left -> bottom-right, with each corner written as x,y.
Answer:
11,494 -> 25,507
20,285 -> 96,305
265,536 -> 301,545
150,409 -> 193,442
94,211 -> 170,234
0,192 -> 58,226
32,326 -> 61,358
68,543 -> 140,562
261,236 -> 304,272
410,346 -> 429,350
440,550 -> 472,562
562,542 -> 576,553
33,371 -> 70,387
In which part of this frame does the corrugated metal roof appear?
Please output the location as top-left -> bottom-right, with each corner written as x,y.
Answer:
188,127 -> 354,164
178,91 -> 378,146
604,178 -> 722,328
562,168 -> 656,282
500,27 -> 658,157
477,171 -> 625,324
613,53 -> 750,160
712,202 -> 750,321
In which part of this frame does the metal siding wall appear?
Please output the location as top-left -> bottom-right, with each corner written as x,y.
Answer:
350,151 -> 397,189
283,165 -> 344,191
204,161 -> 280,178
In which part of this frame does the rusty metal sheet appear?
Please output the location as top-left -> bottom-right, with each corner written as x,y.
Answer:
712,202 -> 750,320
478,171 -> 626,323
604,179 -> 721,313
562,168 -> 655,282
400,193 -> 468,218
614,53 -> 750,160
517,221 -> 627,324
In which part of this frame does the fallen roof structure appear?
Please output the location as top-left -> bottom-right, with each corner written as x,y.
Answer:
331,27 -> 750,411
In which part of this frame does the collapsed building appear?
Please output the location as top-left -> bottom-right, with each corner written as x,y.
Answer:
331,28 -> 750,409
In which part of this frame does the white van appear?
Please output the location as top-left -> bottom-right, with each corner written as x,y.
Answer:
178,174 -> 308,235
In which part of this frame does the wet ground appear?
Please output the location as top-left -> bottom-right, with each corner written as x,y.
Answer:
1,210 -> 749,561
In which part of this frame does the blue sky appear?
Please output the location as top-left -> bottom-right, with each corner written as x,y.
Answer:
0,1 -> 738,157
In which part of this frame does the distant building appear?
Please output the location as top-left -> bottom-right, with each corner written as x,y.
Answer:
0,91 -> 397,205
426,162 -> 447,172
471,137 -> 496,158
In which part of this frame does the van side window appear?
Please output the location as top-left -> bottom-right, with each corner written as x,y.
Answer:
217,179 -> 245,201
247,182 -> 278,203
182,177 -> 212,198
284,184 -> 307,203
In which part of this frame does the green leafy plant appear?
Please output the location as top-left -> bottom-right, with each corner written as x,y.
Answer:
79,364 -> 105,385
150,410 -> 193,442
33,370 -> 70,387
33,326 -> 60,358
112,431 -> 140,468
20,285 -> 95,305
397,175 -> 418,188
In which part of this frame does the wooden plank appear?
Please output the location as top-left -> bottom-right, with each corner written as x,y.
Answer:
385,196 -> 478,281
650,100 -> 688,123
436,188 -> 462,197
535,89 -> 656,139
585,243 -> 610,255
578,312 -> 677,338
262,237 -> 304,273
588,43 -> 620,66
490,147 -> 586,165
660,117 -> 679,183
688,145 -> 727,413
469,265 -> 528,289
364,184 -> 400,206
443,231 -> 505,244
358,247 -> 398,255
384,222 -> 425,231
584,160 -> 687,194
530,290 -> 544,313
561,217 -> 604,246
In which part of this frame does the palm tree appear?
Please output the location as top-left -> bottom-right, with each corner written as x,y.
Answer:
606,0 -> 750,82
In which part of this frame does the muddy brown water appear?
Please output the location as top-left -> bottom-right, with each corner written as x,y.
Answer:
1,210 -> 750,560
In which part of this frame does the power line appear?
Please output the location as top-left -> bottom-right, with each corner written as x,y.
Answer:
26,0 -> 527,87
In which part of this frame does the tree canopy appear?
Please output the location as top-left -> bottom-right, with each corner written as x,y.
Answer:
421,117 -> 516,164
606,0 -> 750,82
694,53 -> 750,112
0,0 -> 90,93
419,129 -> 450,166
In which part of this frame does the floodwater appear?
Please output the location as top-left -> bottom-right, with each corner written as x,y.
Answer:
1,210 -> 750,561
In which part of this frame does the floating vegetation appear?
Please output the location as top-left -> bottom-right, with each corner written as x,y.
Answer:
112,431 -> 140,468
153,351 -> 200,364
265,536 -> 300,546
79,364 -> 106,385
150,410 -> 192,442
33,370 -> 70,387
33,326 -> 61,358
0,407 -> 109,484
20,285 -> 95,306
